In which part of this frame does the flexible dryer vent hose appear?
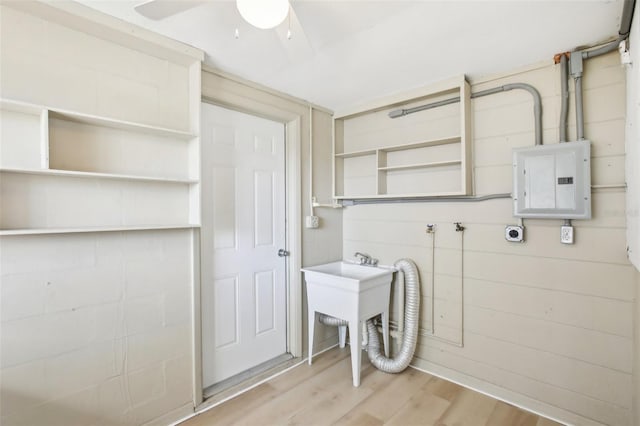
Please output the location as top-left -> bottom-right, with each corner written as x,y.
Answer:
317,258 -> 421,373
318,313 -> 348,327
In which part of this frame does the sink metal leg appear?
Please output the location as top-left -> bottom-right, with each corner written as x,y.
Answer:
338,325 -> 347,348
348,319 -> 362,387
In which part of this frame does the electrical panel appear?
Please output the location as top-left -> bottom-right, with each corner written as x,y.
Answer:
513,140 -> 591,219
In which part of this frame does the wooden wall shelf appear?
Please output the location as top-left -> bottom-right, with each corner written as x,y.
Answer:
333,76 -> 472,199
0,99 -> 201,234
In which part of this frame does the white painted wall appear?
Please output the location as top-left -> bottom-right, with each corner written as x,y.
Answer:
636,271 -> 640,426
0,6 -> 341,423
0,5 -> 198,425
626,0 -> 639,271
1,231 -> 193,425
342,52 -> 635,425
626,2 -> 640,425
4,2 -> 636,426
0,8 -> 192,132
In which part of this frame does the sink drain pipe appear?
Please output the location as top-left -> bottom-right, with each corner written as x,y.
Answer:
318,258 -> 421,373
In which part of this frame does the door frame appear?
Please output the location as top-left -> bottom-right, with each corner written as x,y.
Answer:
193,96 -> 303,407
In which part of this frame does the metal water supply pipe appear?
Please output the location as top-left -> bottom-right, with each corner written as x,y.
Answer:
388,97 -> 460,118
618,0 -> 636,36
560,54 -> 569,142
342,193 -> 511,206
474,84 -> 543,146
582,36 -> 625,59
568,0 -> 635,141
575,75 -> 585,140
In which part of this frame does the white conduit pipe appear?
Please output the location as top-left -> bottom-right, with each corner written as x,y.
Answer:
318,258 -> 421,374
308,105 -> 315,217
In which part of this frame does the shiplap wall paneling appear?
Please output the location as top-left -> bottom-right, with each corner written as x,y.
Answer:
431,225 -> 464,345
342,51 -> 634,425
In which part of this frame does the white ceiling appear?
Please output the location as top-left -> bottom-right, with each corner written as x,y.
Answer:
77,0 -> 625,112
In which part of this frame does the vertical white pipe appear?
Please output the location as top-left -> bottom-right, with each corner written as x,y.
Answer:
428,226 -> 435,334
308,106 -> 314,216
458,226 -> 465,346
331,114 -> 336,200
397,271 -> 405,337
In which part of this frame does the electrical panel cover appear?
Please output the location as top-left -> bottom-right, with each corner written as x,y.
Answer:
512,140 -> 591,219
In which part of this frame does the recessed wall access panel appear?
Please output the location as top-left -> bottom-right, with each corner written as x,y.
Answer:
513,140 -> 591,219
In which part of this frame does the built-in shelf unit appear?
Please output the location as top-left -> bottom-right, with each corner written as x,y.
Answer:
333,75 -> 472,199
0,99 -> 200,235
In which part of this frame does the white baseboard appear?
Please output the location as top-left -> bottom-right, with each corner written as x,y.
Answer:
410,357 -> 605,426
307,335 -> 341,359
171,343 -> 339,426
144,402 -> 194,426
167,345 -> 602,426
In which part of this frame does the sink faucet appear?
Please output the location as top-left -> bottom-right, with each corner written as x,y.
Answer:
354,252 -> 378,267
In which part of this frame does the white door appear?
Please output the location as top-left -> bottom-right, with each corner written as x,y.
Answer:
201,102 -> 287,387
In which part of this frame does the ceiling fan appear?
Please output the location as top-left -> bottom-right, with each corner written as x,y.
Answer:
136,0 -> 295,29
134,0 -> 314,58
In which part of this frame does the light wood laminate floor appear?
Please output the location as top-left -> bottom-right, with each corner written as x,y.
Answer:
183,347 -> 563,426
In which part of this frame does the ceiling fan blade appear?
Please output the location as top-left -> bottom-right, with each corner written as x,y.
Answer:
134,0 -> 206,21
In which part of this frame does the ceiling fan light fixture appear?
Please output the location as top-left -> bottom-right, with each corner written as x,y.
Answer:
237,0 -> 289,29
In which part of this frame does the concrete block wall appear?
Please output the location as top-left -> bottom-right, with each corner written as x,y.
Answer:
0,6 -> 191,131
0,4 -> 199,425
1,231 -> 193,425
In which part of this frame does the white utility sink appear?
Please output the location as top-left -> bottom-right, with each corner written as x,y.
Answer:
302,261 -> 395,387
302,261 -> 394,289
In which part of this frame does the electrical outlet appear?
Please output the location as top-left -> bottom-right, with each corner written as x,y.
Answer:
305,215 -> 319,229
561,225 -> 574,244
505,225 -> 524,242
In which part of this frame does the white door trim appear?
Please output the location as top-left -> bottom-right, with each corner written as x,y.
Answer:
285,116 -> 302,358
193,100 -> 303,406
192,228 -> 203,406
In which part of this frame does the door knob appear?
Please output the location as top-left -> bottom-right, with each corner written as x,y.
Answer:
278,249 -> 289,257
